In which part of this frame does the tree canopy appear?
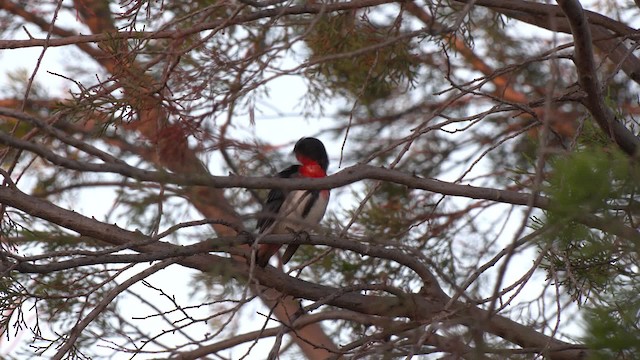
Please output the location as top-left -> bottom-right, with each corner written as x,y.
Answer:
1,0 -> 640,359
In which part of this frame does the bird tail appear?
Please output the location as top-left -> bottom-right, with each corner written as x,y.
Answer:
255,244 -> 281,267
281,244 -> 300,264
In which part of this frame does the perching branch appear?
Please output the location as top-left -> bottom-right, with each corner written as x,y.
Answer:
1,119 -> 638,242
0,180 -> 590,359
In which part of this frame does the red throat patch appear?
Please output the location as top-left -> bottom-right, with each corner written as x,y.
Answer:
296,154 -> 326,178
300,163 -> 326,178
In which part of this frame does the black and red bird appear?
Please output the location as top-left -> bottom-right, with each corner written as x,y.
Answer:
255,137 -> 330,267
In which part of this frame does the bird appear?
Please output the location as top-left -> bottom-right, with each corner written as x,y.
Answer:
255,137 -> 330,267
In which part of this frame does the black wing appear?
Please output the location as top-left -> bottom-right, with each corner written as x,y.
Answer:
256,165 -> 300,233
301,190 -> 320,218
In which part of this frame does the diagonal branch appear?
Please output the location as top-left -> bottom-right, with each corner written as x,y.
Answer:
51,258 -> 178,360
454,0 -> 636,35
556,0 -> 640,156
452,0 -> 640,85
173,310 -> 384,359
447,0 -> 640,154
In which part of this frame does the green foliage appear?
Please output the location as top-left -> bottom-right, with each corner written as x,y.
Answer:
583,288 -> 640,358
539,146 -> 640,305
303,12 -> 417,106
547,148 -> 635,219
580,118 -> 617,149
540,228 -> 622,304
0,274 -> 25,335
358,183 -> 414,239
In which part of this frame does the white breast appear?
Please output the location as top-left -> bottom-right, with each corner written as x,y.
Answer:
271,190 -> 329,234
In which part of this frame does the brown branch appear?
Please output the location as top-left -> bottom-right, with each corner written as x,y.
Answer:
405,1 -> 530,104
556,0 -> 640,156
5,231 -> 448,309
0,0 -> 399,50
0,116 -> 637,243
454,0 -> 637,36
174,310 -> 385,359
443,0 -> 640,154
458,0 -> 640,85
0,109 -> 125,165
0,1 -> 111,66
51,258 -> 178,360
0,182 -> 590,359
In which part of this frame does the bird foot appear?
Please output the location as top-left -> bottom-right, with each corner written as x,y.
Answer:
292,229 -> 311,243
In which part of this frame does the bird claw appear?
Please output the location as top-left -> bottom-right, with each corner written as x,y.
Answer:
293,229 -> 311,243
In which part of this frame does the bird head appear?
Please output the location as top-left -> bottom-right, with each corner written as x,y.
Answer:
294,137 -> 329,172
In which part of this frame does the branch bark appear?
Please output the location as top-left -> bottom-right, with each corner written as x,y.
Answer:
0,182 -> 589,359
457,0 -> 640,84
450,0 -> 640,154
1,112 -> 638,243
556,0 -> 640,156
0,0 -> 398,50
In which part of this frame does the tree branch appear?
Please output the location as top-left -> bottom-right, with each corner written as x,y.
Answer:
556,0 -> 640,156
452,0 -> 640,85
0,0 -> 398,50
0,181 -> 590,359
454,0 -> 636,36
0,125 -> 637,242
174,310 -> 386,359
51,258 -> 178,360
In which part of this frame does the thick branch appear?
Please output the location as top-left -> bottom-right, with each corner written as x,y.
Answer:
0,0 -> 398,50
454,0 -> 636,35
448,0 -> 640,154
174,310 -> 385,359
452,0 -> 640,84
556,0 -> 640,156
5,233 -> 444,296
0,182 -> 590,359
1,120 -> 638,242
0,116 -> 547,206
